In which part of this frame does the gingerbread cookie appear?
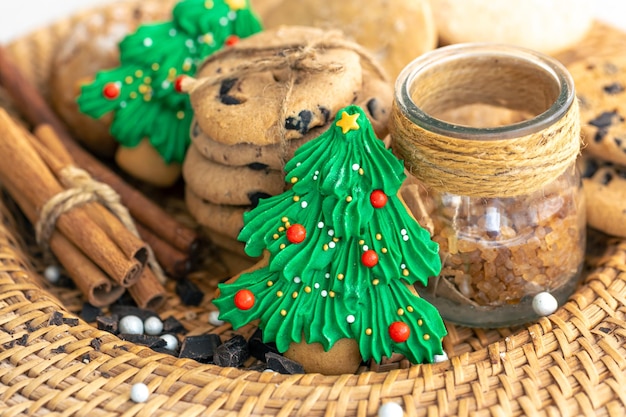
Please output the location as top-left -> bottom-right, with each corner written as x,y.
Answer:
569,57 -> 626,166
260,0 -> 437,80
580,155 -> 626,238
184,26 -> 387,146
183,144 -> 285,206
50,0 -> 174,156
431,0 -> 593,55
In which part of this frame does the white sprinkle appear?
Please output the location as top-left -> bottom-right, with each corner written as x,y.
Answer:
185,39 -> 194,48
325,273 -> 330,279
314,283 -> 320,289
328,229 -> 335,237
219,16 -> 229,26
44,265 -> 61,284
119,101 -> 127,108
321,290 -> 328,297
318,222 -> 324,228
143,316 -> 163,335
313,175 -> 318,180
130,383 -> 150,403
119,315 -> 143,335
352,163 -> 360,171
161,81 -> 171,89
159,334 -> 179,351
403,235 -> 409,241
208,310 -> 224,326
532,292 -> 558,316
346,315 -> 355,324
378,402 -> 404,417
143,38 -> 153,47
362,245 -> 369,251
314,170 -> 319,175
400,264 -> 406,269
329,242 -> 336,249
294,277 -> 302,284
433,352 -> 449,363
169,28 -> 177,36
296,162 -> 301,166
82,357 -> 90,364
301,201 -> 308,208
228,11 -> 237,20
400,229 -> 407,235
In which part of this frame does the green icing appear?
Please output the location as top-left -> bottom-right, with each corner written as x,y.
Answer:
77,0 -> 262,163
213,105 -> 447,364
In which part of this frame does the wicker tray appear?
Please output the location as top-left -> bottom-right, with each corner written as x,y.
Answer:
1,2 -> 626,415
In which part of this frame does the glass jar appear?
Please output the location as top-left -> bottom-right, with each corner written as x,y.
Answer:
390,44 -> 585,328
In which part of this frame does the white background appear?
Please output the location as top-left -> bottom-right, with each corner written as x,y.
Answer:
1,0 -> 626,43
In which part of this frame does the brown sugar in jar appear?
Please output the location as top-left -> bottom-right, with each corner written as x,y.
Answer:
391,44 -> 585,327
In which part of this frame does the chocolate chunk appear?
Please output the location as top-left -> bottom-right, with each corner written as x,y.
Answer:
616,138 -> 623,148
119,333 -> 167,349
266,352 -> 305,374
366,98 -> 380,120
110,305 -> 158,321
581,159 -> 599,178
96,314 -> 119,334
602,172 -> 613,185
176,279 -> 204,306
220,95 -> 242,105
248,328 -> 279,361
51,346 -> 66,354
62,317 -> 79,327
192,121 -> 201,137
80,303 -> 102,323
589,111 -> 619,129
248,191 -> 271,207
162,316 -> 186,334
594,128 -> 608,143
48,311 -> 63,326
319,106 -> 331,124
90,337 -> 102,351
214,335 -> 249,368
599,327 -> 611,334
179,334 -> 222,362
603,82 -> 624,95
219,78 -> 238,96
152,346 -> 178,356
285,110 -> 313,134
112,291 -> 137,307
248,162 -> 269,171
16,334 -> 28,346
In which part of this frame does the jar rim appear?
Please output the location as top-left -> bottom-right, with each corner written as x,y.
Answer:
394,43 -> 575,140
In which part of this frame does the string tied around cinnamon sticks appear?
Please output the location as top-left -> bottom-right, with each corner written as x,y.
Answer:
36,165 -> 166,283
181,29 -> 388,166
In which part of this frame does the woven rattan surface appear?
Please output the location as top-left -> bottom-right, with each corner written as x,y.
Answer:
1,2 -> 626,415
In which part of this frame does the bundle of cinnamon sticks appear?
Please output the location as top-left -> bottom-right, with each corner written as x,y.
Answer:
0,45 -> 206,309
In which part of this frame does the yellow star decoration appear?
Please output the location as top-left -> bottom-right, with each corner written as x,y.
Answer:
336,111 -> 360,134
225,0 -> 246,10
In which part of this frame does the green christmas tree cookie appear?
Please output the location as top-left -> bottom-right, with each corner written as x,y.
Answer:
77,0 -> 262,186
214,105 -> 447,369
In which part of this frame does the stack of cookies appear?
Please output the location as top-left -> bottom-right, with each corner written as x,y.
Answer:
182,26 -> 393,256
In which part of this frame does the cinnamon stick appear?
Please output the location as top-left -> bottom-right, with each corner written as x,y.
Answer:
0,45 -> 199,254
128,268 -> 167,310
0,109 -> 142,287
2,179 -> 125,307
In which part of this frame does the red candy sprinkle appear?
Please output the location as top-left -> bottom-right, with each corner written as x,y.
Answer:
234,289 -> 255,310
370,190 -> 388,208
174,75 -> 187,93
286,224 -> 306,244
102,82 -> 120,99
225,35 -> 240,46
389,321 -> 410,343
361,250 -> 379,267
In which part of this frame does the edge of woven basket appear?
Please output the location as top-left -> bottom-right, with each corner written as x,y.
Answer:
1,2 -> 626,415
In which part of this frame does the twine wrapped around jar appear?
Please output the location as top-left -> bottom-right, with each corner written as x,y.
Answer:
390,44 -> 581,198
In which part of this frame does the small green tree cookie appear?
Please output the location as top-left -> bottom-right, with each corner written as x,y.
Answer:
77,0 -> 262,177
214,105 -> 447,365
